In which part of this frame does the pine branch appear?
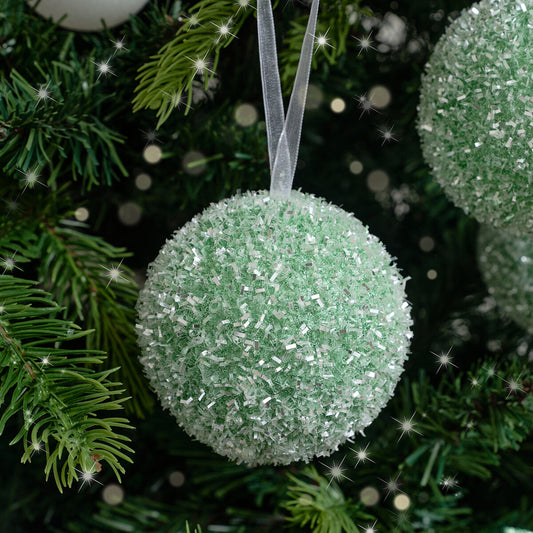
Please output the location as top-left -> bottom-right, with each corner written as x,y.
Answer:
133,0 -> 366,128
0,61 -> 127,191
278,0 -> 369,94
38,219 -> 155,417
0,192 -> 154,417
400,362 -> 533,484
278,0 -> 363,92
0,216 -> 39,274
143,102 -> 269,212
282,466 -> 372,533
133,0 -> 255,127
335,358 -> 533,532
0,276 -> 133,492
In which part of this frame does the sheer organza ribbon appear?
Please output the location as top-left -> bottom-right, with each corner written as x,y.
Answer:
257,0 -> 320,199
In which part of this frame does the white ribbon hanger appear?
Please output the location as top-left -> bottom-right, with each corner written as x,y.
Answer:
257,0 -> 320,199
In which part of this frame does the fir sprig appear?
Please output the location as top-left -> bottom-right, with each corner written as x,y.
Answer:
133,0 -> 255,127
0,62 -> 127,191
38,219 -> 155,417
0,217 -> 39,273
400,363 -> 533,484
0,276 -> 133,492
282,466 -> 372,533
278,0 -> 364,92
133,0 -> 367,128
0,198 -> 154,418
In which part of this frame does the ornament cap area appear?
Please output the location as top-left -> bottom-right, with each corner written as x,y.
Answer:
27,0 -> 149,31
136,190 -> 412,466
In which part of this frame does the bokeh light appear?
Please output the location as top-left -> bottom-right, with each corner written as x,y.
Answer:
102,484 -> 125,506
368,85 -> 392,109
182,150 -> 206,175
118,202 -> 142,226
349,160 -> 364,175
393,493 -> 411,511
135,173 -> 152,191
375,12 -> 407,49
367,169 -> 390,192
306,84 -> 324,110
143,144 -> 163,164
74,207 -> 89,222
360,486 -> 380,506
427,269 -> 438,280
235,103 -> 258,127
419,236 -> 435,252
330,97 -> 346,113
168,471 -> 186,487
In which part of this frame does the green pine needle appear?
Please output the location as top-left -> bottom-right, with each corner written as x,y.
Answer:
0,276 -> 134,492
0,64 -> 127,191
283,466 -> 370,533
37,219 -> 155,418
133,0 -> 254,128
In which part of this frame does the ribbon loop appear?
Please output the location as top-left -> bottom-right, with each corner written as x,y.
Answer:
257,0 -> 320,199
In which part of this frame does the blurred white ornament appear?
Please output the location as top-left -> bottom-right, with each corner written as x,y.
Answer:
376,12 -> 407,49
478,225 -> 533,332
27,0 -> 149,31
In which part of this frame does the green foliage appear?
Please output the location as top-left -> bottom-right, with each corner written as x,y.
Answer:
0,215 -> 39,271
133,0 -> 367,127
398,362 -> 533,485
143,102 -> 269,213
37,219 -> 155,417
56,495 -> 203,533
0,276 -> 133,492
0,191 -> 154,418
282,466 -> 370,533
278,0 -> 365,92
133,0 -> 254,127
1,0 -> 532,531
0,61 -> 127,191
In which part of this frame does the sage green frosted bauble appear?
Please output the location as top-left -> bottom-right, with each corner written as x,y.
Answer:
136,190 -> 412,466
418,0 -> 533,235
478,225 -> 533,332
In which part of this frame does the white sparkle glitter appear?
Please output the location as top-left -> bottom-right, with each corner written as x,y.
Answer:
351,442 -> 375,467
392,413 -> 421,441
432,347 -> 458,372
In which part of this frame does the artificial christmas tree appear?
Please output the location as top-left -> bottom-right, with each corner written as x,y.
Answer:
1,0 -> 532,532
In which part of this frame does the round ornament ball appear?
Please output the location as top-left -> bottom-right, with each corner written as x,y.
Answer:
136,190 -> 412,466
27,0 -> 149,31
478,225 -> 533,332
418,0 -> 533,235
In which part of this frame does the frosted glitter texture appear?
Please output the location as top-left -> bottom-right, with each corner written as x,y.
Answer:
418,0 -> 533,235
478,225 -> 533,332
136,191 -> 412,465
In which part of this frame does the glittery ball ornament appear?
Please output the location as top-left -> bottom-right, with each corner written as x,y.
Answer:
418,0 -> 533,235
27,0 -> 149,31
136,190 -> 412,465
478,225 -> 533,332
